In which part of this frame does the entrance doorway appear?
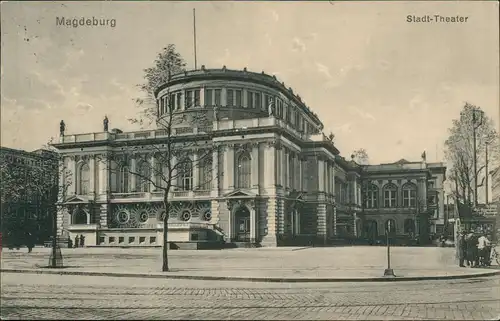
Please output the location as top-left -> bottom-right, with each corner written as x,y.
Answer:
234,206 -> 250,242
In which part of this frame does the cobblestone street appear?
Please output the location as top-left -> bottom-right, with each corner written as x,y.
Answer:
1,273 -> 499,320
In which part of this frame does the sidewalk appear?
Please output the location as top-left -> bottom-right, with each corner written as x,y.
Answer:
2,246 -> 499,282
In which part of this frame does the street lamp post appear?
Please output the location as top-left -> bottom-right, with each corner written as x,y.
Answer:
383,220 -> 396,277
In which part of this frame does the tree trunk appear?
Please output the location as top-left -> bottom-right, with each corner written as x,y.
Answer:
162,201 -> 169,272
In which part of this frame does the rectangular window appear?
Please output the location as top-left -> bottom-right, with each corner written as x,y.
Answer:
194,89 -> 200,107
118,236 -> 124,244
384,190 -> 397,208
185,91 -> 193,109
109,236 -> 116,243
255,93 -> 262,110
205,89 -> 213,106
149,236 -> 156,244
235,90 -> 242,106
403,190 -> 417,207
227,89 -> 234,106
246,91 -> 253,108
99,236 -> 105,245
169,94 -> 174,112
176,93 -> 182,110
128,236 -> 135,244
139,236 -> 146,244
214,89 -> 221,106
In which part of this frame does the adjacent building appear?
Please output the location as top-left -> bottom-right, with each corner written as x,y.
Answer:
0,147 -> 59,244
51,67 -> 446,247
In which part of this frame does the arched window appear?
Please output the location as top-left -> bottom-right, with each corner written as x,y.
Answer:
137,161 -> 151,192
236,152 -> 251,188
402,183 -> 417,207
383,183 -> 398,208
119,166 -> 129,193
365,184 -> 378,208
385,219 -> 396,234
179,158 -> 193,191
79,163 -> 90,195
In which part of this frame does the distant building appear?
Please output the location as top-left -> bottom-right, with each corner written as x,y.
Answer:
51,67 -> 446,247
0,146 -> 59,244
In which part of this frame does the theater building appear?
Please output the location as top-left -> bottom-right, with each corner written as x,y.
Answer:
52,67 -> 445,247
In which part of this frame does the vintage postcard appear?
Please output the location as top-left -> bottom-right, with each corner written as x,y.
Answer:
1,1 -> 499,320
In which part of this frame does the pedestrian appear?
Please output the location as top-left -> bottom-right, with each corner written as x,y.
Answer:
74,235 -> 79,248
465,231 -> 476,267
79,234 -> 85,248
457,231 -> 466,267
68,237 -> 73,249
477,233 -> 491,267
26,232 -> 34,253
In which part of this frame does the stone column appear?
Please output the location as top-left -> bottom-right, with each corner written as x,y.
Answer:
318,159 -> 325,192
250,202 -> 256,243
223,145 -> 234,190
264,142 -> 275,188
212,147 -> 219,193
70,157 -> 77,195
130,157 -> 137,192
299,157 -> 304,191
280,148 -> 286,188
285,150 -> 290,188
251,143 -> 259,188
89,156 -> 95,194
193,151 -> 199,190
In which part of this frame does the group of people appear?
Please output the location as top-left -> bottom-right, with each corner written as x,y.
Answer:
70,234 -> 85,248
458,231 -> 492,268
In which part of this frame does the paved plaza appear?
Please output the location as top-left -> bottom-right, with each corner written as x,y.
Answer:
1,272 -> 499,320
1,246 -> 499,280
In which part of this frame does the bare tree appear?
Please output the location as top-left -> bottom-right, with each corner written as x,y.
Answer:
444,103 -> 499,206
101,108 -> 217,271
134,44 -> 187,126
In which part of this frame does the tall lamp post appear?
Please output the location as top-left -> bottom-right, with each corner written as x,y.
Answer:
383,220 -> 396,277
472,108 -> 484,207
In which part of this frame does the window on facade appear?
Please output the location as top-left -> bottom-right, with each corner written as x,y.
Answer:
199,156 -> 212,190
185,90 -> 193,109
255,93 -> 262,110
79,163 -> 90,195
277,99 -> 283,118
214,89 -> 221,106
383,183 -> 398,208
226,89 -> 234,106
194,89 -> 200,107
169,94 -> 175,112
236,152 -> 251,188
246,91 -> 253,108
402,183 -> 417,207
176,93 -> 182,110
205,89 -> 213,106
235,90 -> 242,107
179,158 -> 193,191
119,166 -> 129,193
160,98 -> 165,115
137,161 -> 151,192
365,184 -> 378,208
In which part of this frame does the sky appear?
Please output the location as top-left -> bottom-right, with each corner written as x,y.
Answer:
1,1 -> 499,165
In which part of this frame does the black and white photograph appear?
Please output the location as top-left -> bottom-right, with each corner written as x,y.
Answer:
1,1 -> 499,320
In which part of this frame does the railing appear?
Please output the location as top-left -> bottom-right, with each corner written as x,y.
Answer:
172,191 -> 189,197
111,192 -> 147,199
68,224 -> 99,230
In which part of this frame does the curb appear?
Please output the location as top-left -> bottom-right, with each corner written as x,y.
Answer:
2,268 -> 500,283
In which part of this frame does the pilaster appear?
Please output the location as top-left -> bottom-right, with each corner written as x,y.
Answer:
261,197 -> 279,247
99,204 -> 108,228
317,203 -> 327,243
89,156 -> 96,194
223,145 -> 234,190
150,155 -> 156,191
212,147 -> 219,194
70,157 -> 77,195
251,143 -> 259,188
193,151 -> 199,190
318,159 -> 325,192
280,148 -> 286,187
264,141 -> 276,188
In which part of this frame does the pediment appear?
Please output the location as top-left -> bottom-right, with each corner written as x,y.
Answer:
223,189 -> 256,198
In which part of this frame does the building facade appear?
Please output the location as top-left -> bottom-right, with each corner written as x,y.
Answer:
0,147 -> 59,244
52,67 -> 445,247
